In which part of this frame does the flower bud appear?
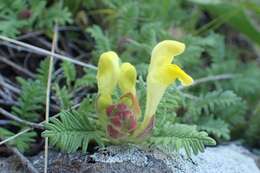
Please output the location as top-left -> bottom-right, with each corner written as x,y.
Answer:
106,103 -> 137,139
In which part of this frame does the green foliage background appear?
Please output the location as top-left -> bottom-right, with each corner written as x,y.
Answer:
0,0 -> 259,155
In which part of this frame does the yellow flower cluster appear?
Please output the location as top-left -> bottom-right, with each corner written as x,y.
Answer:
96,40 -> 193,139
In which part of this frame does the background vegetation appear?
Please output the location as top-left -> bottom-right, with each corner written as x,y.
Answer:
0,0 -> 259,156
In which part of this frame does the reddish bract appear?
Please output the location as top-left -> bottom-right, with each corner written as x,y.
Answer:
106,103 -> 137,139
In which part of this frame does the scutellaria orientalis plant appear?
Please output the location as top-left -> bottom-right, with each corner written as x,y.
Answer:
43,40 -> 216,155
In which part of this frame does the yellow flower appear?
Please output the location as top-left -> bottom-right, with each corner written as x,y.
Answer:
134,40 -> 193,136
96,52 -> 137,114
96,51 -> 120,113
96,40 -> 193,139
118,63 -> 137,96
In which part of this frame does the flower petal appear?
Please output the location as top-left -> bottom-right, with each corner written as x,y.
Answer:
97,51 -> 120,95
96,51 -> 120,113
155,64 -> 193,86
150,40 -> 185,71
118,63 -> 137,95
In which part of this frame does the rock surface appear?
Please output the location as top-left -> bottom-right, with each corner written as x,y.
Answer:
0,144 -> 259,173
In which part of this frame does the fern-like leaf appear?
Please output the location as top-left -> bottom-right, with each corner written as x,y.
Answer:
0,127 -> 36,152
75,68 -> 97,88
61,61 -> 76,87
54,84 -> 73,110
11,78 -> 45,121
116,1 -> 139,36
149,124 -> 216,156
11,59 -> 49,121
87,25 -> 111,57
186,90 -> 241,119
43,110 -> 104,153
36,58 -> 50,85
37,1 -> 72,29
198,116 -> 230,140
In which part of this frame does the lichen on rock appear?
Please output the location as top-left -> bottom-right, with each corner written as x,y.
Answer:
0,144 -> 259,173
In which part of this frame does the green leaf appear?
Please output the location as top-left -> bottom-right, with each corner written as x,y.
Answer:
198,116 -> 230,140
37,1 -> 72,29
11,79 -> 45,121
245,102 -> 260,147
190,0 -> 260,45
42,110 -> 104,153
54,84 -> 73,110
61,61 -> 77,86
0,128 -> 36,152
87,25 -> 111,57
149,124 -> 216,156
186,90 -> 241,119
75,68 -> 97,88
36,58 -> 50,85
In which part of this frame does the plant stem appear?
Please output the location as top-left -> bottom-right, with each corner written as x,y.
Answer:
0,108 -> 43,129
44,25 -> 58,173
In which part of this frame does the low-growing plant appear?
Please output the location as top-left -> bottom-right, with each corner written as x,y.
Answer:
43,40 -> 216,156
1,0 -> 260,157
0,0 -> 72,37
0,59 -> 49,152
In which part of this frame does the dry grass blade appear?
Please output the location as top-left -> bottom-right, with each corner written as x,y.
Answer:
0,103 -> 80,146
0,56 -> 35,77
0,129 -> 31,145
44,25 -> 58,173
0,75 -> 20,94
0,108 -> 43,129
0,35 -> 97,70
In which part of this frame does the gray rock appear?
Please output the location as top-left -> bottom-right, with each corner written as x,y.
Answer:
0,144 -> 259,173
90,144 -> 260,173
186,144 -> 260,173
